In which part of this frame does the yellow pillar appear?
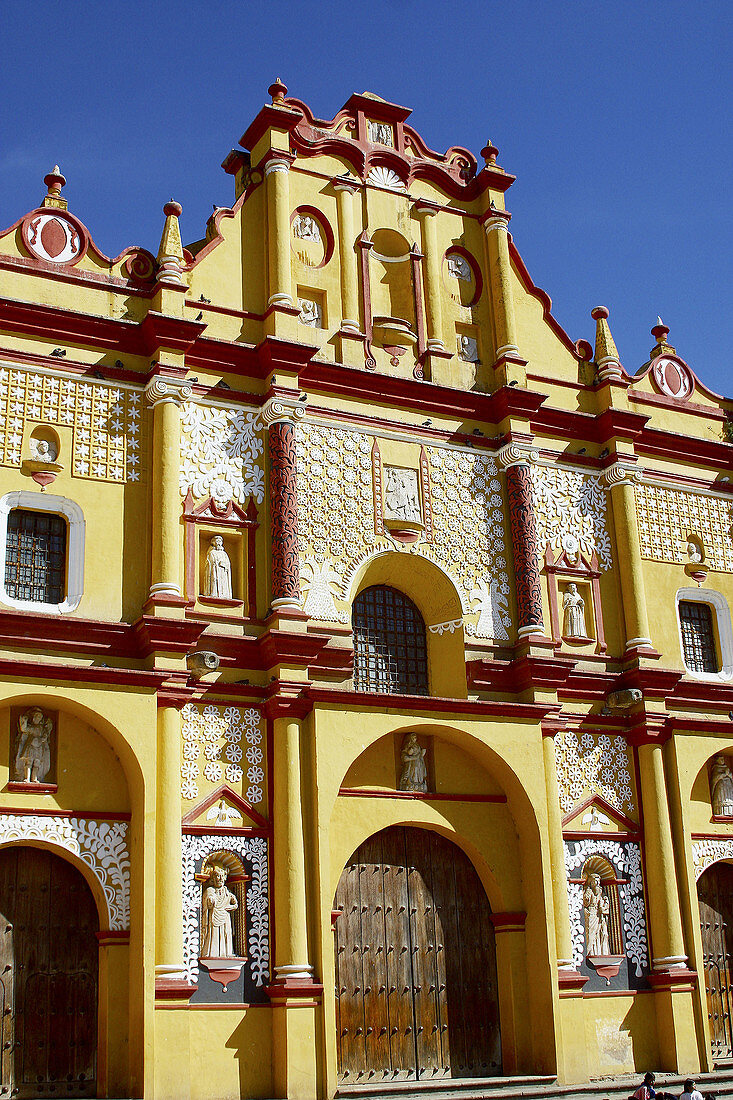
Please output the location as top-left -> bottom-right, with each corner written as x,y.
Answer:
483,213 -> 519,358
155,706 -> 186,984
604,464 -> 652,649
333,177 -> 360,332
638,741 -> 686,969
145,378 -> 190,600
273,716 -> 311,978
265,156 -> 293,308
416,204 -> 445,351
542,733 -> 576,971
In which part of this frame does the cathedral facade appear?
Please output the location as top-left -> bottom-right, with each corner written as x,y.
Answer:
0,86 -> 732,1099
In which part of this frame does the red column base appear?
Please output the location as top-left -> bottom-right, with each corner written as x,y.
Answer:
154,977 -> 198,1001
266,977 -> 324,1004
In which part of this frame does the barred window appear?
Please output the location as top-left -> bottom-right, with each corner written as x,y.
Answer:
679,600 -> 719,674
4,509 -> 67,605
352,585 -> 428,695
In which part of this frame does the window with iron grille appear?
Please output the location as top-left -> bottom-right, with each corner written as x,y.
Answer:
679,600 -> 719,674
4,509 -> 67,605
352,585 -> 428,695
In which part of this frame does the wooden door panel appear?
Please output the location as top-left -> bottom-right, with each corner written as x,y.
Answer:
0,847 -> 98,1099
699,862 -> 733,1060
334,826 -> 502,1084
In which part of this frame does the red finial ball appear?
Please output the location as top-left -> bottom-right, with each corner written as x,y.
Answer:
481,141 -> 499,166
269,78 -> 288,104
163,201 -> 182,218
44,166 -> 66,196
591,305 -> 609,321
651,319 -> 670,342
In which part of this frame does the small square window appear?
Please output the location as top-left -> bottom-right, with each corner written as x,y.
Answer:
4,509 -> 67,605
679,600 -> 719,674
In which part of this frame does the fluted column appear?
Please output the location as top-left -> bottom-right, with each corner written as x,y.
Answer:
145,377 -> 192,599
603,463 -> 652,650
638,742 -> 687,970
542,733 -> 576,972
498,443 -> 544,638
265,156 -> 293,308
415,204 -> 445,351
272,715 -> 312,983
484,213 -> 519,358
155,706 -> 186,986
261,395 -> 306,612
333,177 -> 360,332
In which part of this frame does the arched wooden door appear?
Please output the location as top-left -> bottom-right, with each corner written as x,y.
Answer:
0,847 -> 99,1099
333,826 -> 501,1085
698,861 -> 733,1060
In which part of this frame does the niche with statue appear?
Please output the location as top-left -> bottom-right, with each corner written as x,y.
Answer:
195,850 -> 249,995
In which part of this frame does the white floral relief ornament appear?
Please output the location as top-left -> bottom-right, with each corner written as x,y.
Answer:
180,704 -> 265,806
531,466 -> 612,570
179,401 -> 265,505
0,814 -> 130,929
564,839 -> 648,976
693,837 -> 733,878
181,833 -> 269,986
554,730 -> 634,816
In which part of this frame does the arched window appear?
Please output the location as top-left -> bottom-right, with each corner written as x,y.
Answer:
352,585 -> 428,695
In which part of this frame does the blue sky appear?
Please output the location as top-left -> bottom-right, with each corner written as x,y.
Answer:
2,1 -> 731,397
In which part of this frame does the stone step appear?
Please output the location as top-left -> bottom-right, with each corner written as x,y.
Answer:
338,1067 -> 733,1100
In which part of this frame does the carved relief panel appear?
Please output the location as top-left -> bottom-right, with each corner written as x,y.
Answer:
9,706 -> 57,790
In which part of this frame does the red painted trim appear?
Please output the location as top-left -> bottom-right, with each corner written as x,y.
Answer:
489,911 -> 526,929
338,787 -> 507,803
580,988 -> 652,999
6,781 -> 57,794
96,930 -> 130,945
182,824 -> 268,837
563,830 -> 640,841
629,390 -> 728,421
635,426 -> 733,467
647,968 -> 697,991
0,806 -> 131,820
154,979 -> 198,1001
181,782 -> 269,831
692,831 -> 733,840
0,657 -> 173,689
0,254 -> 152,298
410,244 -> 427,364
307,685 -> 556,720
507,238 -> 579,357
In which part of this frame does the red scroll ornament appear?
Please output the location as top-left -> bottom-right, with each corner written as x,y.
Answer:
268,422 -> 301,608
506,463 -> 544,634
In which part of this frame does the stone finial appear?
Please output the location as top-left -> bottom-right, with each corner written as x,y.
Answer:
481,140 -> 499,167
157,200 -> 185,285
591,305 -> 623,382
268,78 -> 287,105
650,317 -> 676,359
42,165 -> 67,210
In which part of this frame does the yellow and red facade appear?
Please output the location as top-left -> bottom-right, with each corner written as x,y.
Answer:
0,85 -> 732,1098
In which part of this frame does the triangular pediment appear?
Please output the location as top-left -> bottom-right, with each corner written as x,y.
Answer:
562,793 -> 639,835
182,783 -> 268,831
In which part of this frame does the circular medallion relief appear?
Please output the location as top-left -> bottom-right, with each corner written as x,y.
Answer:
290,207 -> 333,268
21,210 -> 87,265
443,248 -> 482,307
651,356 -> 693,401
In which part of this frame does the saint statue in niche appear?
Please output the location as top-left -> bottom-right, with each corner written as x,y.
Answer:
15,707 -> 53,783
710,755 -> 733,817
399,733 -> 428,793
203,535 -> 232,599
201,863 -> 238,958
687,539 -> 704,563
292,213 -> 320,242
447,253 -> 471,281
583,872 -> 610,956
384,467 -> 421,524
562,583 -> 586,638
30,437 -> 58,462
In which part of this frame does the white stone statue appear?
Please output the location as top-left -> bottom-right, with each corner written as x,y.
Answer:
447,254 -> 471,281
292,214 -> 320,242
687,539 -> 703,563
470,577 -> 510,641
583,872 -> 610,956
206,799 -> 242,827
711,755 -> 733,817
367,120 -> 394,146
562,583 -> 586,638
384,467 -> 421,523
298,298 -> 322,328
457,334 -> 479,362
203,535 -> 232,599
201,864 -> 238,958
399,733 -> 428,793
15,707 -> 53,783
30,437 -> 58,462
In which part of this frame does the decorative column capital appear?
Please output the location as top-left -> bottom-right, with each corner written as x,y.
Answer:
412,199 -> 439,219
259,393 -> 307,428
496,441 -> 539,471
332,174 -> 360,194
482,211 -> 511,235
144,376 -> 193,409
601,461 -> 642,488
263,156 -> 292,177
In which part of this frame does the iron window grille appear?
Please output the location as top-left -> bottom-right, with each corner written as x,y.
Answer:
4,508 -> 67,605
679,600 -> 719,674
352,585 -> 428,695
